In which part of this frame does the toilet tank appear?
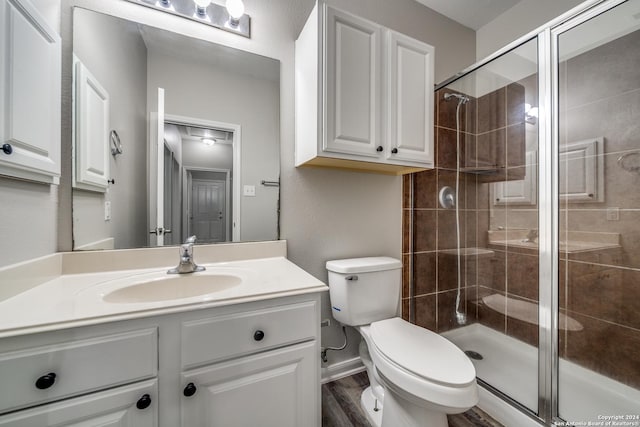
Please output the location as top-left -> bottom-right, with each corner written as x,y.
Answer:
326,257 -> 402,326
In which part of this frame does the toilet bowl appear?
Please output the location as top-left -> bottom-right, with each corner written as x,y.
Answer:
326,257 -> 478,427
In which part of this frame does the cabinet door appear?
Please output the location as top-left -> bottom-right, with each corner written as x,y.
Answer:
0,380 -> 157,427
73,57 -> 110,192
181,341 -> 318,427
387,31 -> 434,166
324,6 -> 383,158
0,0 -> 61,184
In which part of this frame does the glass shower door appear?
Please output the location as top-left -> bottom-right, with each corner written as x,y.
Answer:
436,37 -> 541,416
555,0 -> 640,422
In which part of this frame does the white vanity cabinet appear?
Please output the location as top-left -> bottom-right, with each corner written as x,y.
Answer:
0,294 -> 321,427
0,0 -> 61,184
295,2 -> 434,175
179,300 -> 319,426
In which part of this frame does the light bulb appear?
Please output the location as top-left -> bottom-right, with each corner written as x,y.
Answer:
202,138 -> 216,146
193,0 -> 210,16
226,0 -> 245,20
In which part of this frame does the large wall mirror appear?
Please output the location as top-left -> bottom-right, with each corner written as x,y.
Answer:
71,7 -> 280,250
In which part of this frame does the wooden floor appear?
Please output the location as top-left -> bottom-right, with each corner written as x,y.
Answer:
322,372 -> 504,427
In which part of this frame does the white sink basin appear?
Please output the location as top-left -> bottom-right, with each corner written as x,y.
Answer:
103,273 -> 242,303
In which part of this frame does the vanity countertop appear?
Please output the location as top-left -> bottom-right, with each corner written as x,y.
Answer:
0,255 -> 328,339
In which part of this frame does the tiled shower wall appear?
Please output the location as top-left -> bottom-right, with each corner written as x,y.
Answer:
402,84 -> 527,334
558,29 -> 640,388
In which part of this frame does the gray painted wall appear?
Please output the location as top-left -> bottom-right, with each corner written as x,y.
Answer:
72,8 -> 148,250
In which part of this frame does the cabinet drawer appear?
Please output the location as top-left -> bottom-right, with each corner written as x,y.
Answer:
182,301 -> 317,369
0,328 -> 157,414
0,379 -> 157,427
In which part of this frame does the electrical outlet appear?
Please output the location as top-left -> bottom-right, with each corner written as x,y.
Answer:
606,207 -> 620,221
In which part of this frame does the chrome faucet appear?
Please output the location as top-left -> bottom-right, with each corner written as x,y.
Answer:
523,229 -> 538,243
167,236 -> 206,274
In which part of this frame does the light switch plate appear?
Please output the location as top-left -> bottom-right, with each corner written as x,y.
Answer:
243,185 -> 256,197
104,201 -> 111,221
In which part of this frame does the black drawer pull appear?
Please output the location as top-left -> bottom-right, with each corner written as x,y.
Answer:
184,382 -> 197,397
253,330 -> 265,341
2,143 -> 12,155
35,373 -> 56,390
136,394 -> 152,410
391,148 -> 398,154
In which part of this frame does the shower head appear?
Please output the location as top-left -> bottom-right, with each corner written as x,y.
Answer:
444,92 -> 470,104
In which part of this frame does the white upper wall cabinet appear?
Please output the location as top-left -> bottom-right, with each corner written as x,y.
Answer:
73,57 -> 110,192
324,7 -> 383,159
295,2 -> 435,175
387,31 -> 435,165
0,0 -> 61,184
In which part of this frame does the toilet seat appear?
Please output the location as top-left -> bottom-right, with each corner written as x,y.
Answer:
370,318 -> 475,387
361,317 -> 478,411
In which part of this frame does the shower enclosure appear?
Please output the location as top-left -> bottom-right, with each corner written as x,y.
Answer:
402,0 -> 640,424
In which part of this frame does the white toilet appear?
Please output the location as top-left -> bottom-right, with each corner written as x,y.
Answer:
326,256 -> 478,427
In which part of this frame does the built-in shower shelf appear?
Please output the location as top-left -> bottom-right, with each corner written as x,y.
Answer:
487,230 -> 620,253
481,294 -> 583,331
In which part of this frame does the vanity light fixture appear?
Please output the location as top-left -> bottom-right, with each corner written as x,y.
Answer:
525,103 -> 538,125
124,0 -> 251,38
225,0 -> 245,26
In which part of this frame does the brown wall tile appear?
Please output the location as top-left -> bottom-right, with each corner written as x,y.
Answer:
415,294 -> 437,331
564,313 -> 640,389
414,252 -> 437,296
506,83 -> 525,126
414,169 -> 437,209
414,210 -> 437,252
477,88 -> 506,134
506,251 -> 539,301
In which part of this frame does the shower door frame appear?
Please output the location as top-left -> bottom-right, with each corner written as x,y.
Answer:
435,0 -> 631,424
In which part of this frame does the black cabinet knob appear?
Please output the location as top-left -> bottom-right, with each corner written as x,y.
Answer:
253,330 -> 265,341
35,373 -> 56,390
391,148 -> 398,154
376,146 -> 383,152
183,382 -> 197,397
2,143 -> 12,155
136,394 -> 152,410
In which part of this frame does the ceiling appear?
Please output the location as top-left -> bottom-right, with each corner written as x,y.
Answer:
414,0 -> 523,30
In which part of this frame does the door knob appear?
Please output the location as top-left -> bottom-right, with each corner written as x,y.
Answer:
376,146 -> 383,152
2,143 -> 12,155
391,148 -> 398,154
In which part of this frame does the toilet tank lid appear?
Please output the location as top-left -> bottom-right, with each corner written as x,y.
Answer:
326,257 -> 402,274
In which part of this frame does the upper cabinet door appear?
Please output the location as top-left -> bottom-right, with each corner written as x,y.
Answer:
73,58 -> 110,192
0,0 -> 61,184
324,6 -> 383,158
387,31 -> 434,166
